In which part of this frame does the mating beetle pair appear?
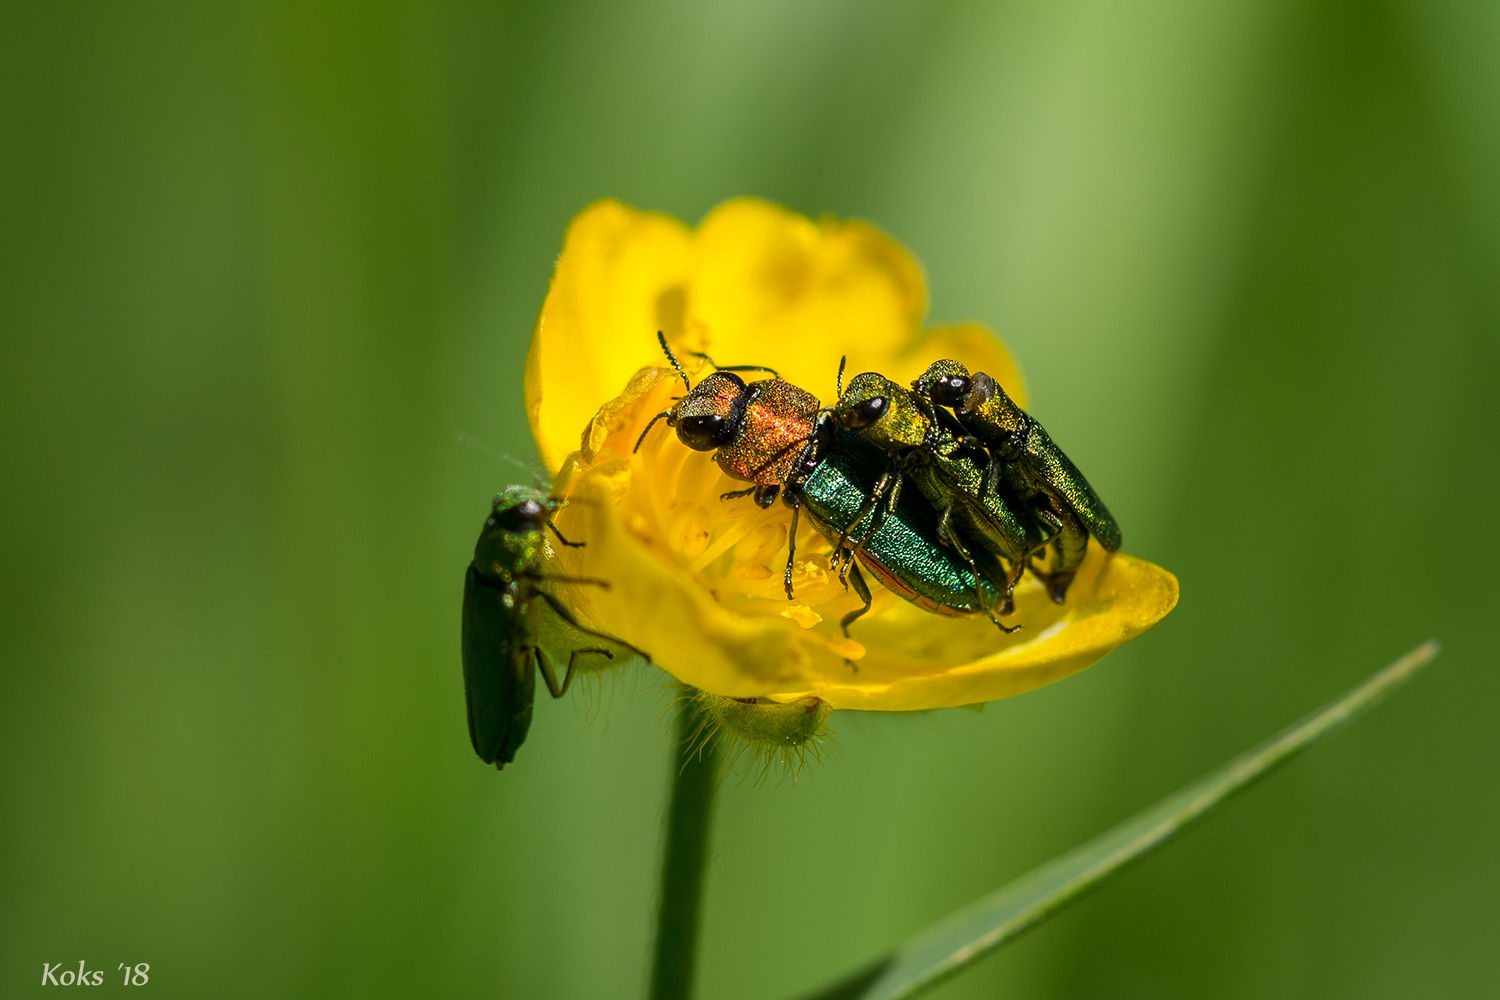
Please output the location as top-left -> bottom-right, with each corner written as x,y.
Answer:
634,333 -> 1119,637
635,335 -> 1014,640
834,360 -> 1121,605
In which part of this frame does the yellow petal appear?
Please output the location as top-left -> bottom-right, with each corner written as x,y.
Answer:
765,548 -> 1178,710
528,198 -> 1179,713
549,463 -> 816,698
524,199 -> 692,474
886,322 -> 1029,410
686,197 -> 928,399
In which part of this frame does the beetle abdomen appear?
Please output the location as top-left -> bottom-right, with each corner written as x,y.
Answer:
461,565 -> 535,768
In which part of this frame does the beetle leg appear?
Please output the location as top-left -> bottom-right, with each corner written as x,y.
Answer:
535,572 -> 611,588
1027,503 -> 1087,603
985,611 -> 1022,634
999,554 -> 1035,614
536,645 -> 613,699
838,561 -> 873,637
838,506 -> 890,587
538,591 -> 654,664
533,646 -> 572,699
935,501 -> 958,549
782,497 -> 801,601
935,511 -> 993,614
836,469 -> 896,580
568,648 -> 613,679
830,563 -> 873,673
981,453 -> 1003,499
835,534 -> 860,586
720,486 -> 758,502
836,500 -> 874,555
1036,507 -> 1063,534
1024,507 -> 1062,580
840,467 -> 894,548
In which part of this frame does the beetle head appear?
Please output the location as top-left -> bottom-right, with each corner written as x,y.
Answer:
913,359 -> 974,407
486,485 -> 554,536
668,370 -> 748,451
831,371 -> 929,450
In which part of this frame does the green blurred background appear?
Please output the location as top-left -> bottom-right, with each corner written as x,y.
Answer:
3,0 -> 1497,996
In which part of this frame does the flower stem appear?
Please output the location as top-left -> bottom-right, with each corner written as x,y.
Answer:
649,691 -> 719,1000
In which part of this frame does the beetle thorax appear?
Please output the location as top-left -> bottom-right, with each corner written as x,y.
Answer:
714,378 -> 819,484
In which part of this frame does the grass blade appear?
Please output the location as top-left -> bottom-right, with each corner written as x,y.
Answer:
793,640 -> 1439,1000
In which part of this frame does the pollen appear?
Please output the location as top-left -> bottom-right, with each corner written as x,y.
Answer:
781,602 -> 822,628
824,637 -> 866,661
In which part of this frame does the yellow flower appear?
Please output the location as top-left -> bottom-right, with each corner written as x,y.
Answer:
525,198 -> 1177,713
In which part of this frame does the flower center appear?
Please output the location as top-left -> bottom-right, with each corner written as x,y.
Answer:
624,372 -> 877,662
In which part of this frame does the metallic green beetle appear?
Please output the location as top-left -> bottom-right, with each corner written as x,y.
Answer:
781,417 -> 1018,637
461,486 -> 643,769
827,366 -> 1045,615
912,360 -> 1122,602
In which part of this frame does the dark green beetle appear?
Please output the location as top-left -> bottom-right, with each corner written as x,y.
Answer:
781,416 -> 1018,638
827,365 -> 1045,616
912,360 -> 1122,602
461,486 -> 645,769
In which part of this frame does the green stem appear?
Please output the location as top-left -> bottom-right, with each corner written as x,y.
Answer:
649,691 -> 719,1000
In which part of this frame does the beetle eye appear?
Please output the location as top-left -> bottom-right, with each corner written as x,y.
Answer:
676,413 -> 731,450
847,396 -> 888,428
494,499 -> 546,531
930,375 -> 971,405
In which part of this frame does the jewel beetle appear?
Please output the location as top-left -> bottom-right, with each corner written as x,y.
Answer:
461,485 -> 646,769
634,332 -> 818,507
779,415 -> 1018,637
912,359 -> 1121,601
828,363 -> 1045,615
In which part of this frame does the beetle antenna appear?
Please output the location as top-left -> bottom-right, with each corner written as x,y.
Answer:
657,331 -> 691,391
545,518 -> 586,548
836,356 -> 847,397
634,410 -> 673,453
689,351 -> 779,378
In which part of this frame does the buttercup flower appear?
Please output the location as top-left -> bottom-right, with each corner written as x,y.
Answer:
526,198 -> 1177,713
